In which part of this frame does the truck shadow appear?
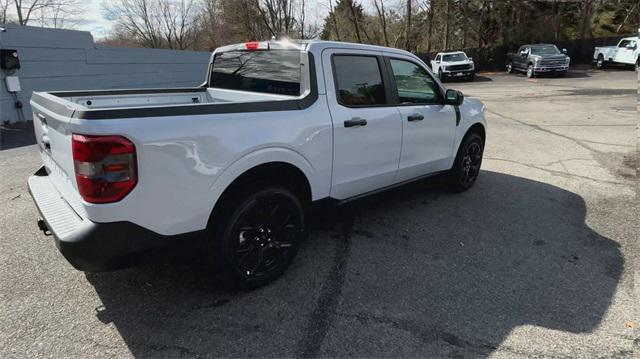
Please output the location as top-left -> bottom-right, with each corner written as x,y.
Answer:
85,171 -> 623,357
0,121 -> 36,150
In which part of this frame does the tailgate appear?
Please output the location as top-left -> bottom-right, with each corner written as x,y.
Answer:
30,93 -> 87,217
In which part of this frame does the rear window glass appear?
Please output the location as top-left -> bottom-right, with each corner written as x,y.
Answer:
333,55 -> 386,106
210,50 -> 301,96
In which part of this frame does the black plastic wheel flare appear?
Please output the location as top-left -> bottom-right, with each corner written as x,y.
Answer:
460,142 -> 482,186
234,198 -> 298,278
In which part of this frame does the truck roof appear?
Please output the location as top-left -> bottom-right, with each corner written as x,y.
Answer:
436,51 -> 466,56
523,43 -> 558,47
214,39 -> 415,58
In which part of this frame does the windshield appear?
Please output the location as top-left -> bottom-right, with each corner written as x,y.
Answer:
210,50 -> 301,96
530,45 -> 561,55
442,53 -> 467,62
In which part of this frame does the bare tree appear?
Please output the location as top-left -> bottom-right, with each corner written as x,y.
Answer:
104,0 -> 199,49
373,0 -> 389,46
345,0 -> 362,43
461,0 -> 469,48
443,0 -> 450,50
159,0 -> 198,49
404,0 -> 412,50
36,0 -> 83,28
258,0 -> 296,38
104,0 -> 163,48
8,0 -> 84,27
13,0 -> 50,25
328,0 -> 341,41
1,0 -> 10,23
298,0 -> 305,38
615,1 -> 638,34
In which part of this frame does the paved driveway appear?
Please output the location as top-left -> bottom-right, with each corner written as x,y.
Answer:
1,68 -> 637,358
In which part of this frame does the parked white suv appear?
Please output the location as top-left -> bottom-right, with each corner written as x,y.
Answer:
29,40 -> 487,287
430,51 -> 476,81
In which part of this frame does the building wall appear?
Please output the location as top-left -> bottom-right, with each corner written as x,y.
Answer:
0,24 -> 211,124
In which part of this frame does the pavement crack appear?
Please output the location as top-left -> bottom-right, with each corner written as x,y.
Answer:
487,109 -> 602,154
333,311 -> 498,356
485,157 -> 627,185
298,216 -> 352,358
138,343 -> 204,358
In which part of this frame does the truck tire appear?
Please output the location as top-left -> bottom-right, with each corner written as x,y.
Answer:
526,64 -> 535,78
506,62 -> 513,74
467,73 -> 475,82
596,54 -> 605,69
214,185 -> 305,289
447,133 -> 484,192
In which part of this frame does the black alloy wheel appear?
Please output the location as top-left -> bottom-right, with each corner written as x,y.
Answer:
448,133 -> 484,192
506,62 -> 513,73
596,54 -> 605,69
220,187 -> 304,288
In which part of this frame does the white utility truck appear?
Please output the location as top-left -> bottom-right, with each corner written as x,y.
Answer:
593,36 -> 639,68
29,40 -> 487,287
430,51 -> 476,81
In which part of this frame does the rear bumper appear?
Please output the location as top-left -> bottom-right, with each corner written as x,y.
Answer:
28,166 -> 205,271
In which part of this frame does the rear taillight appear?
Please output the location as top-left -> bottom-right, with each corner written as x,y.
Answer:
72,134 -> 137,204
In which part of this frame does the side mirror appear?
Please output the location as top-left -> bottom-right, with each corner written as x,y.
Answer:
445,89 -> 464,106
436,59 -> 441,63
562,48 -> 567,54
468,57 -> 474,62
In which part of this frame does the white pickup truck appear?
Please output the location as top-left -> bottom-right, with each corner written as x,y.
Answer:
28,40 -> 487,287
430,51 -> 476,81
593,36 -> 639,68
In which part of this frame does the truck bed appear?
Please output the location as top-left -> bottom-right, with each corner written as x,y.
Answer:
44,87 -> 295,110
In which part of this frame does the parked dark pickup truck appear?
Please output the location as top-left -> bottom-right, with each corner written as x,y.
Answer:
506,44 -> 570,78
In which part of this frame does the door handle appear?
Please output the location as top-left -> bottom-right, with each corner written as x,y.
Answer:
344,117 -> 367,128
407,114 -> 424,122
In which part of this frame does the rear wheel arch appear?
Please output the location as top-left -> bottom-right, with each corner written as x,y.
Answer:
220,162 -> 311,206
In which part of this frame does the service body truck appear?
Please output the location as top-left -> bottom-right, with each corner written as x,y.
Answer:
593,37 -> 639,68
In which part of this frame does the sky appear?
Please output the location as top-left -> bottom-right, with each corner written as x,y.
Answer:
75,0 -> 114,39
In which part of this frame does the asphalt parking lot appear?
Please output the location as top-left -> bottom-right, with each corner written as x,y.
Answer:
1,67 -> 638,358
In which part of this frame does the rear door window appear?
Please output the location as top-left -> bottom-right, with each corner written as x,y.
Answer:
332,55 -> 387,106
210,50 -> 301,96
